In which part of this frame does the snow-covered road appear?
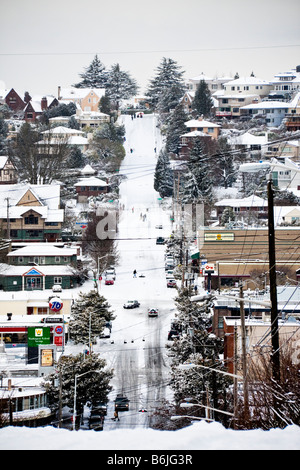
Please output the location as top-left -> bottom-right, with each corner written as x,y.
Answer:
94,114 -> 177,429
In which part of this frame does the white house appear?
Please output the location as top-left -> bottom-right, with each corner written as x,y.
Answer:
240,101 -> 290,127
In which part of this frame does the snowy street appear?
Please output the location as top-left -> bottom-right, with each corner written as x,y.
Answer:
91,114 -> 177,429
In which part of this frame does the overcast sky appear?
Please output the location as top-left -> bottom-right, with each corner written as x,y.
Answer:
0,0 -> 299,98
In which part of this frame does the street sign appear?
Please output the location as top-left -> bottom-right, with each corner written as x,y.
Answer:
28,327 -> 50,347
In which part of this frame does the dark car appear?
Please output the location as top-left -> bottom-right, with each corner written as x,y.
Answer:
156,237 -> 165,245
89,408 -> 104,431
114,394 -> 130,411
123,300 -> 140,309
168,329 -> 180,340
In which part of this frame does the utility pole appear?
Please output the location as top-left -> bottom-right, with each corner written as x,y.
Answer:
267,175 -> 280,382
239,282 -> 249,424
5,197 -> 10,239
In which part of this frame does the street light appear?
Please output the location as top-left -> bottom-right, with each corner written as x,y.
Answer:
72,369 -> 101,430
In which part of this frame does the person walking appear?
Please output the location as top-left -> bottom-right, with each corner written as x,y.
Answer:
133,269 -> 137,278
114,410 -> 120,421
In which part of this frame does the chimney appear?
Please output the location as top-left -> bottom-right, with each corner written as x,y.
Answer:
41,97 -> 48,111
58,86 -> 61,100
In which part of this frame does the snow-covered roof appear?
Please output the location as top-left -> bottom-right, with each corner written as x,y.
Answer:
241,101 -> 290,110
184,119 -> 220,128
215,195 -> 267,208
225,76 -> 271,86
81,164 -> 96,175
229,131 -> 268,146
0,263 -> 75,276
0,156 -> 9,169
41,126 -> 84,135
74,176 -> 108,187
7,244 -> 77,257
59,87 -> 105,100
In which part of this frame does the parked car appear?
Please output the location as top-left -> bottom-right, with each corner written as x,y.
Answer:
167,279 -> 177,288
148,308 -> 158,317
105,278 -> 114,285
166,270 -> 174,279
114,394 -> 130,411
156,237 -> 165,245
168,329 -> 181,340
155,224 -> 163,229
100,327 -> 111,338
88,408 -> 104,431
52,284 -> 62,292
123,300 -> 140,309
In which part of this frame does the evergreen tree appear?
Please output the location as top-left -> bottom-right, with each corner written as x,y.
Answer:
146,57 -> 186,110
43,352 -> 113,428
69,290 -> 115,346
106,63 -> 138,110
216,136 -> 237,188
192,79 -> 213,117
73,55 -> 108,88
154,148 -> 173,198
181,171 -> 201,204
0,117 -> 8,155
188,137 -> 213,203
99,94 -> 112,115
165,103 -> 188,154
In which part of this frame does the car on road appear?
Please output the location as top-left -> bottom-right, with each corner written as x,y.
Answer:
167,279 -> 177,288
155,224 -> 163,229
105,278 -> 114,285
105,268 -> 116,280
148,308 -> 158,317
156,237 -> 165,245
123,300 -> 140,309
114,394 -> 130,411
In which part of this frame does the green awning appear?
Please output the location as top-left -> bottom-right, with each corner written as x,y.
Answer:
191,252 -> 200,260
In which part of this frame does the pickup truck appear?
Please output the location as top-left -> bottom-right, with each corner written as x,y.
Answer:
114,394 -> 130,411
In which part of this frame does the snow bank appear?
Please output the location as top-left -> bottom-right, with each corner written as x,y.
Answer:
0,422 -> 299,450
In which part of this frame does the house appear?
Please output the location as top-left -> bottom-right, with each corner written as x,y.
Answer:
74,176 -> 109,202
214,195 -> 268,221
23,95 -> 59,122
269,65 -> 300,100
268,157 -> 300,190
0,156 -> 18,184
213,76 -> 273,118
284,92 -> 300,132
228,131 -> 269,157
187,73 -> 233,93
0,88 -> 25,113
7,243 -> 79,267
240,100 -> 290,127
39,126 -> 89,152
0,183 -> 64,242
178,131 -> 213,159
0,263 -> 78,291
184,117 -> 220,140
57,87 -> 105,112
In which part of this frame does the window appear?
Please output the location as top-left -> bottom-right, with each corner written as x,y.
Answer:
25,214 -> 38,225
55,256 -> 60,263
54,277 -> 62,284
